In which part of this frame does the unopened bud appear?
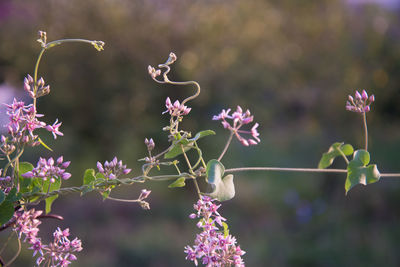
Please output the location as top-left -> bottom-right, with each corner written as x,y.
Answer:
369,94 -> 375,102
355,91 -> 362,100
362,90 -> 368,100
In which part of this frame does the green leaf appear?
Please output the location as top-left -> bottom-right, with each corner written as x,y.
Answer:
189,130 -> 216,142
0,201 -> 14,225
81,169 -> 97,196
205,160 -> 235,201
102,189 -> 111,200
318,142 -> 354,169
345,150 -> 380,194
38,137 -> 53,151
164,130 -> 215,159
83,169 -> 96,185
222,222 -> 229,237
5,187 -> 21,202
19,162 -> 34,193
168,177 -> 186,188
43,178 -> 61,214
164,138 -> 192,159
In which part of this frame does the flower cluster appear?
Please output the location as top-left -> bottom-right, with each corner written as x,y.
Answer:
96,157 -> 132,179
22,157 -> 71,182
346,90 -> 375,113
184,196 -> 245,266
24,74 -> 51,99
3,96 -> 63,152
35,227 -> 83,266
163,97 -> 191,117
13,209 -> 82,267
212,106 -> 260,146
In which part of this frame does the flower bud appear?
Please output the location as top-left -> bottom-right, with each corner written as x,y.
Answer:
362,90 -> 368,100
355,91 -> 362,99
38,77 -> 45,87
348,95 -> 354,102
62,173 -> 72,180
364,106 -> 370,112
369,94 -> 375,102
97,162 -> 104,173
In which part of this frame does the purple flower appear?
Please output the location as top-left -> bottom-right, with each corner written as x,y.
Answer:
45,119 -> 64,139
346,90 -> 375,113
96,157 -> 132,179
163,97 -> 191,116
22,156 -> 71,181
213,106 -> 260,146
184,196 -> 245,266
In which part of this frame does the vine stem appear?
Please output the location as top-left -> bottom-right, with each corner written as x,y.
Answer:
362,112 -> 368,151
181,145 -> 202,199
218,132 -> 234,162
225,167 -> 347,174
225,167 -> 400,178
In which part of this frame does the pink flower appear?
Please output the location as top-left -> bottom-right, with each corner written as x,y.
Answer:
184,196 -> 245,266
346,90 -> 375,113
45,119 -> 64,139
213,106 -> 260,146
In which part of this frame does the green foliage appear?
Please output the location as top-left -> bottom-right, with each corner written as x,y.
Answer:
43,178 -> 61,214
18,162 -> 34,193
164,130 -> 215,159
81,169 -> 97,195
168,177 -> 186,188
345,150 -> 380,194
318,142 -> 354,169
0,188 -> 22,225
222,221 -> 229,237
205,159 -> 235,201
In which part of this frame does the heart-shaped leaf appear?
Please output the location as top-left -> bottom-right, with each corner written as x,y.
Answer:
318,142 -> 354,169
205,160 -> 235,201
345,150 -> 380,194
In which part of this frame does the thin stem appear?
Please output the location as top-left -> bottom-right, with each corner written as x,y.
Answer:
5,233 -> 21,266
362,112 -> 368,151
33,48 -> 46,108
0,232 -> 14,255
225,167 -> 347,174
218,132 -> 234,161
380,173 -> 400,177
106,196 -> 141,203
181,145 -> 202,199
338,149 -> 350,165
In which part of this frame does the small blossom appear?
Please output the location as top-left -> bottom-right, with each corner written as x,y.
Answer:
213,106 -> 260,146
45,119 -> 63,139
97,157 -> 131,179
346,90 -> 375,113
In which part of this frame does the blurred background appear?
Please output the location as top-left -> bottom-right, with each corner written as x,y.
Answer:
1,0 -> 400,266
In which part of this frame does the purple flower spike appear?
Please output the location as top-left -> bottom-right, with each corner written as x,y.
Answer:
213,106 -> 261,146
346,90 -> 375,113
184,196 -> 245,266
